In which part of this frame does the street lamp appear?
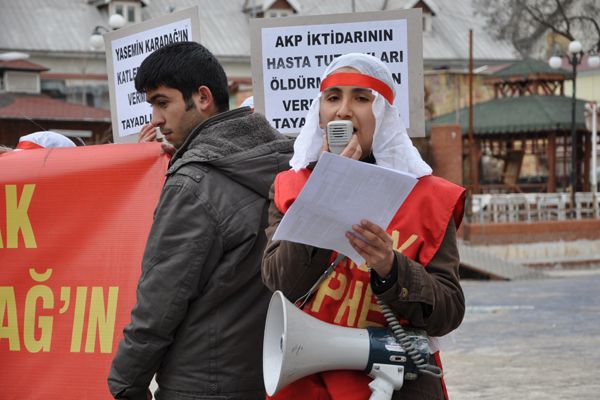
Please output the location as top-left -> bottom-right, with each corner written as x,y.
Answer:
89,13 -> 126,50
549,40 -> 599,212
83,13 -> 125,106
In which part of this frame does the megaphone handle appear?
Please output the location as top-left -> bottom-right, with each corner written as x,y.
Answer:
368,364 -> 404,400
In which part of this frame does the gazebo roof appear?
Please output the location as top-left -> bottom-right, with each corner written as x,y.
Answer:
427,95 -> 588,136
489,57 -> 572,80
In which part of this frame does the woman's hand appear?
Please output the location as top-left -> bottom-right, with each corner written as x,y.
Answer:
346,219 -> 394,277
321,133 -> 362,160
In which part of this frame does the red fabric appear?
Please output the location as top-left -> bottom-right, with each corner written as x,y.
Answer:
274,168 -> 312,214
16,141 -> 44,150
434,352 -> 449,400
0,143 -> 168,399
320,72 -> 395,105
268,375 -> 332,400
271,169 -> 465,400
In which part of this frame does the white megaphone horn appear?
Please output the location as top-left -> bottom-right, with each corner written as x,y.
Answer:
263,291 -> 433,400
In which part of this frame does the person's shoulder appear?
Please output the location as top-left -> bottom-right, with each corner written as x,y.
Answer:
417,175 -> 464,192
413,176 -> 464,206
165,162 -> 213,195
275,168 -> 311,191
412,175 -> 466,229
273,168 -> 312,214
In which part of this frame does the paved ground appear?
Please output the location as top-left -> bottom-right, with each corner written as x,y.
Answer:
442,269 -> 600,399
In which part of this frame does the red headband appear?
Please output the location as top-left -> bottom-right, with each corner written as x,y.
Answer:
16,141 -> 44,150
320,72 -> 394,105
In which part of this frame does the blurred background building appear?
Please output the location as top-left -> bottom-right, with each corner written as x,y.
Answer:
0,0 -> 520,145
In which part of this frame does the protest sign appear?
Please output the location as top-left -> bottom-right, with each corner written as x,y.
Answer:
0,143 -> 168,398
250,9 -> 424,137
104,7 -> 201,143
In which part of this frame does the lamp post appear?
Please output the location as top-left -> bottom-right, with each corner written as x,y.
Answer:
549,41 -> 600,213
83,13 -> 125,106
89,13 -> 126,50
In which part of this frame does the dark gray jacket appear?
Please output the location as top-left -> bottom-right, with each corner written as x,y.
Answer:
108,108 -> 294,400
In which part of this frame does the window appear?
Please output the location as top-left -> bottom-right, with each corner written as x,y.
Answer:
110,2 -> 140,24
423,14 -> 432,32
266,9 -> 292,18
127,5 -> 135,22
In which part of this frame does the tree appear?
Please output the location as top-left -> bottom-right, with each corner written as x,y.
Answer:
474,0 -> 600,57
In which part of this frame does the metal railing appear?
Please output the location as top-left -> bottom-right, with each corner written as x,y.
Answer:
470,192 -> 600,223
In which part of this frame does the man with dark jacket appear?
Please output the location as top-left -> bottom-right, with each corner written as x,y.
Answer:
108,42 -> 294,400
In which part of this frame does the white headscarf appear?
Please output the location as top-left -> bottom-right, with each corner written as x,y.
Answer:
17,131 -> 76,149
289,53 -> 432,178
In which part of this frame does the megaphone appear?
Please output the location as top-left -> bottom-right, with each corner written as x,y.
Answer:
263,291 -> 432,400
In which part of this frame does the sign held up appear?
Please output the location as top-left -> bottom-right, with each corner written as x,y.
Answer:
250,9 -> 425,137
103,7 -> 201,143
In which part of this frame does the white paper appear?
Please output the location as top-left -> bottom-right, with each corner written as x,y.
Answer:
272,152 -> 418,265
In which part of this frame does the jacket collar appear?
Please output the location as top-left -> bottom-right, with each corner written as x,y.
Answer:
168,107 -> 252,168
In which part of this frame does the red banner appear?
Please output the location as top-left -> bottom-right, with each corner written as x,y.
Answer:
0,143 -> 168,399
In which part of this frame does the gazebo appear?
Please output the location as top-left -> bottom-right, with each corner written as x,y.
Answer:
428,58 -> 592,194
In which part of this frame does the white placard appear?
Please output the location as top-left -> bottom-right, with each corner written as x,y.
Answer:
104,7 -> 201,143
111,20 -> 191,137
261,20 -> 407,133
250,10 -> 424,137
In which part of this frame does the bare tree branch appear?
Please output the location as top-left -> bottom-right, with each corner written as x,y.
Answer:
555,0 -> 572,36
572,16 -> 600,50
523,4 -> 573,41
475,0 -> 600,56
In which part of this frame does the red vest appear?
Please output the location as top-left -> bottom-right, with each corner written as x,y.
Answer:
271,168 -> 465,400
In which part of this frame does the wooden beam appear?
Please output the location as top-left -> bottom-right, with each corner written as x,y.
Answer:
547,132 -> 557,192
584,131 -> 591,192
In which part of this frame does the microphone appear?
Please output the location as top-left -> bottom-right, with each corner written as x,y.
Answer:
326,121 -> 353,154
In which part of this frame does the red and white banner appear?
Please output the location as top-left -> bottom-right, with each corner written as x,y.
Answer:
0,143 -> 168,399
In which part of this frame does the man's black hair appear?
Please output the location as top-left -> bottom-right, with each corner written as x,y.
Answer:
135,41 -> 229,112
